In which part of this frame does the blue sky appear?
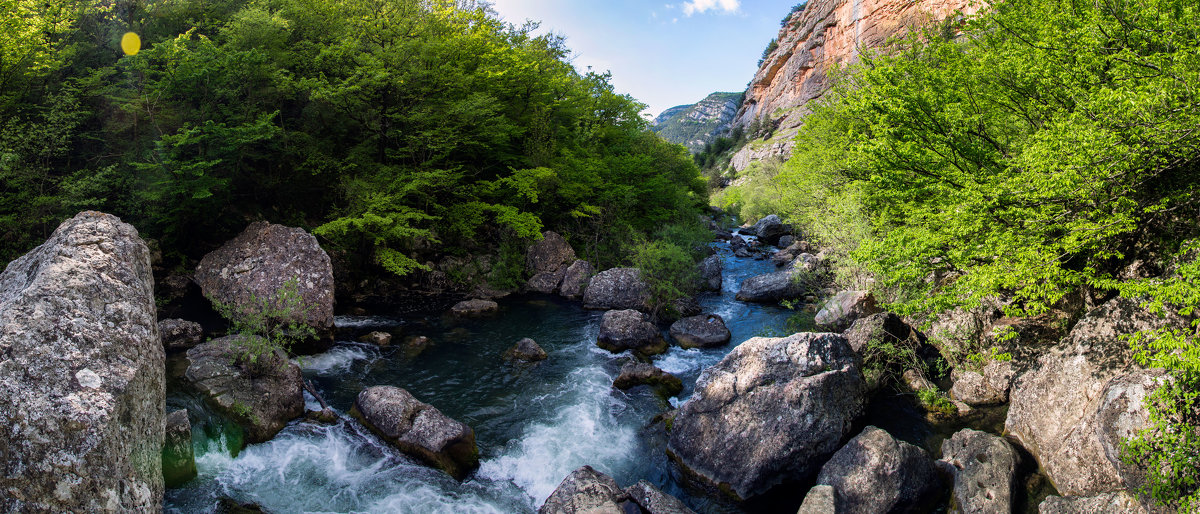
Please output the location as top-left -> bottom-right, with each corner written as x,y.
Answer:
487,0 -> 799,119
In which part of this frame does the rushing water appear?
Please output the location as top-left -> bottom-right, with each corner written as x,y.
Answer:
165,235 -> 802,513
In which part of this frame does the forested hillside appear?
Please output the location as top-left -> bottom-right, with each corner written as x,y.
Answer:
717,0 -> 1200,508
650,91 -> 742,152
0,0 -> 705,278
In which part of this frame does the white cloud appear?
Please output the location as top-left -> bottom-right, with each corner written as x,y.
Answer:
681,0 -> 740,16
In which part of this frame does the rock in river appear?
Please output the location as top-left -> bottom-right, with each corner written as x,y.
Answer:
539,466 -> 631,514
163,409 -> 197,488
735,270 -> 807,303
667,332 -> 867,500
669,314 -> 731,349
558,260 -> 595,300
351,385 -> 479,480
0,211 -> 165,512
613,362 -> 683,397
939,428 -> 1019,514
583,267 -> 650,311
195,221 -> 336,345
451,298 -> 499,316
160,318 -> 204,352
597,309 -> 667,356
504,337 -> 548,362
697,254 -> 723,291
184,336 -> 305,445
813,426 -> 943,513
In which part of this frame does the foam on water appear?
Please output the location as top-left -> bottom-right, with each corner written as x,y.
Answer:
333,315 -> 403,330
298,343 -> 378,376
654,347 -> 709,375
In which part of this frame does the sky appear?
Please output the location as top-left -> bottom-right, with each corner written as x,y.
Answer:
486,0 -> 799,119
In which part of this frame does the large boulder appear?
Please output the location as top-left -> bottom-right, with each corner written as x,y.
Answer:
735,270 -> 807,303
450,298 -> 499,316
669,314 -> 731,349
797,485 -> 836,514
558,260 -> 595,300
815,290 -> 882,332
583,268 -> 650,311
624,480 -> 696,514
697,254 -> 722,291
667,333 -> 867,500
939,428 -> 1019,514
526,231 -> 576,276
613,362 -> 683,397
351,386 -> 478,480
0,212 -> 165,511
163,409 -> 197,488
1039,492 -> 1147,514
597,309 -> 667,356
1005,297 -> 1181,497
749,214 -> 790,245
814,426 -> 942,513
184,336 -> 304,444
950,359 -> 1015,406
526,267 -> 567,294
195,221 -> 335,344
160,318 -> 204,352
539,466 -> 631,514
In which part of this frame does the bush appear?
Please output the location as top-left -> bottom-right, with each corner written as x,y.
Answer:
630,238 -> 698,317
209,277 -> 314,375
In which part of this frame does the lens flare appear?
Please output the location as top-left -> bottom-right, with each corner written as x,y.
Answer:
121,32 -> 141,56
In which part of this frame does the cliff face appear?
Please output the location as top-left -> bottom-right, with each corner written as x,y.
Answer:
652,92 -> 743,152
731,0 -> 979,170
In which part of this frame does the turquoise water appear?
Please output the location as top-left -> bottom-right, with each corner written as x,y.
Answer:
164,239 -> 801,513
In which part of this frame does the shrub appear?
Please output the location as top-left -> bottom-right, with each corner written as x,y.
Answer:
209,276 -> 314,375
630,238 -> 698,317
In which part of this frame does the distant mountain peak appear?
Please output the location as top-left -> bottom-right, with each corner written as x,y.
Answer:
651,92 -> 744,152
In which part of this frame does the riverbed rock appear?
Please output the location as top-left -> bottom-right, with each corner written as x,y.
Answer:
815,426 -> 942,513
667,332 -> 867,500
951,359 -> 1015,406
613,362 -> 683,397
1005,297 -> 1182,497
0,212 -> 164,512
730,234 -> 748,250
559,260 -> 595,300
669,314 -> 731,349
526,267 -> 568,294
815,290 -> 882,332
697,254 -> 723,291
504,337 -> 548,362
359,331 -> 393,346
160,318 -> 205,352
184,336 -> 304,444
940,428 -> 1019,514
735,270 -> 807,303
597,309 -> 667,356
777,235 -> 795,249
797,485 -> 837,514
583,268 -> 650,311
450,298 -> 499,316
539,466 -> 630,514
750,214 -> 789,245
527,231 -> 576,275
163,409 -> 197,488
195,221 -> 335,344
624,480 -> 696,514
1038,492 -> 1147,514
351,385 -> 479,480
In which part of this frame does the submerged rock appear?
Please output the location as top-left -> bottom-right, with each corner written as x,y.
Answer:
359,331 -> 393,346
184,336 -> 304,444
815,426 -> 943,513
939,428 -> 1019,514
0,211 -> 164,512
558,260 -> 595,300
613,362 -> 683,397
503,337 -> 548,362
539,466 -> 631,514
735,270 -> 807,303
583,268 -> 650,311
351,386 -> 478,480
697,254 -> 723,291
163,409 -> 197,488
815,290 -> 881,332
195,221 -> 335,345
669,314 -> 731,349
450,298 -> 499,316
667,332 -> 867,500
1005,297 -> 1181,496
597,309 -> 667,356
624,480 -> 696,514
160,318 -> 204,352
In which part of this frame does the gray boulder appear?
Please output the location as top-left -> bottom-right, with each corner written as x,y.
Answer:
815,290 -> 882,332
0,212 -> 164,512
597,309 -> 666,356
798,485 -> 837,514
950,359 -> 1015,406
351,385 -> 478,480
526,267 -> 567,294
161,318 -> 204,352
450,298 -> 499,316
526,231 -> 576,276
667,333 -> 867,500
583,268 -> 650,311
750,214 -> 789,245
815,426 -> 942,513
777,235 -> 795,248
1039,492 -> 1147,513
624,480 -> 696,514
163,409 -> 197,488
669,314 -> 731,349
539,465 -> 630,514
195,221 -> 335,344
559,260 -> 595,300
940,428 -> 1019,514
504,337 -> 548,362
697,254 -> 722,291
735,270 -> 806,303
184,336 -> 304,444
613,362 -> 683,397
1005,297 -> 1181,496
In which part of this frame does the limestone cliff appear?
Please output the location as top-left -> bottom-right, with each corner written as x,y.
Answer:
731,0 -> 979,170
